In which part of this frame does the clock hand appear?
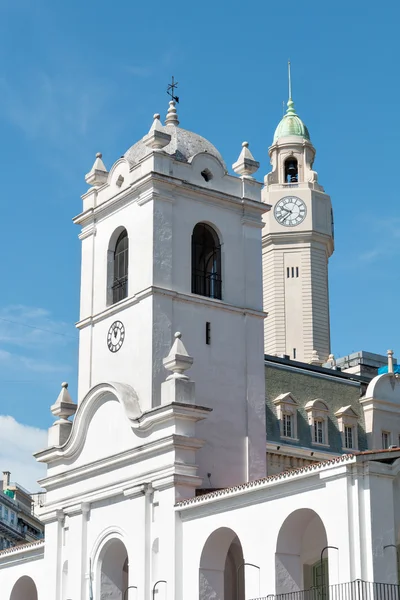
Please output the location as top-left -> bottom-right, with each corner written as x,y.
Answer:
278,208 -> 292,222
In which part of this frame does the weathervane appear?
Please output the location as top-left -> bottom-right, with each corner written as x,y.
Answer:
167,76 -> 179,103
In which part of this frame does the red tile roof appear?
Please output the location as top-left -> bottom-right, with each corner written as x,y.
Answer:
176,447 -> 400,508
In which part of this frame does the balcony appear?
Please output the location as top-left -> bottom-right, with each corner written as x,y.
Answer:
0,516 -> 25,541
252,580 -> 400,600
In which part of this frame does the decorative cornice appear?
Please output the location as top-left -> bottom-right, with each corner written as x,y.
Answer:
38,456 -> 203,517
265,358 -> 361,386
38,431 -> 206,487
76,286 -> 266,330
266,442 -> 337,462
262,230 -> 332,250
78,225 -> 97,240
75,169 -> 265,230
360,396 -> 400,411
137,188 -> 175,206
241,215 -> 265,229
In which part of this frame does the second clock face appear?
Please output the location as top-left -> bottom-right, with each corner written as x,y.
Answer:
274,196 -> 307,227
107,321 -> 125,353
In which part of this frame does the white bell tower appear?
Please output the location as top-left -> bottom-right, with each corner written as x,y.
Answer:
74,101 -> 268,488
262,64 -> 334,364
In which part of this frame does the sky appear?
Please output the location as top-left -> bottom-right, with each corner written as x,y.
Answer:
0,0 -> 399,489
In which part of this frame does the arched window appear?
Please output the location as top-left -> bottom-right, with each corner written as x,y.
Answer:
112,230 -> 129,304
305,399 -> 329,446
284,157 -> 298,183
191,223 -> 222,299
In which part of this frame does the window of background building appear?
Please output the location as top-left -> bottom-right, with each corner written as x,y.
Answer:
314,420 -> 324,444
344,426 -> 353,449
283,413 -> 293,438
382,431 -> 391,449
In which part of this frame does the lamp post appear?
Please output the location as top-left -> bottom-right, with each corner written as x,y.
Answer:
123,585 -> 138,600
236,561 -> 261,600
152,580 -> 167,599
384,544 -> 399,582
320,546 -> 338,590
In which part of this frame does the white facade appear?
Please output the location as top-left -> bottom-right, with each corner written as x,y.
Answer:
75,106 -> 267,489
0,98 -> 399,600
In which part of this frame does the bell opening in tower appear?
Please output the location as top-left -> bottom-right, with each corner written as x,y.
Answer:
284,158 -> 298,183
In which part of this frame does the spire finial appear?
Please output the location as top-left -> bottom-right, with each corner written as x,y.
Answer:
165,100 -> 180,126
232,140 -> 259,178
388,349 -> 394,374
283,61 -> 297,117
163,331 -> 193,380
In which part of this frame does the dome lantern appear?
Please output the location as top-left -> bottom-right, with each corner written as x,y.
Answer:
273,62 -> 310,144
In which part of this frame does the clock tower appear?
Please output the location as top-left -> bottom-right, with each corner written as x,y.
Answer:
262,78 -> 334,364
73,101 -> 267,488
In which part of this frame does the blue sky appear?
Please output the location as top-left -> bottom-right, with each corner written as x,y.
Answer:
0,0 -> 399,487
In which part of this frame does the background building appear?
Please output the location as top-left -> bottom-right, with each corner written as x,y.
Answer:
326,350 -> 398,380
0,472 -> 43,551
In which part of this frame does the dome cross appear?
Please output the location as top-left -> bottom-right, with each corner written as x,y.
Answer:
167,75 -> 179,104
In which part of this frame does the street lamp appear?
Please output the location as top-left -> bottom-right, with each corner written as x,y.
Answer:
320,546 -> 338,589
236,561 -> 261,600
123,585 -> 138,600
384,544 -> 399,581
152,580 -> 167,599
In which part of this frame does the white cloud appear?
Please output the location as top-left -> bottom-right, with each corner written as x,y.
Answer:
0,304 -> 75,348
359,248 -> 381,262
124,65 -> 152,77
356,216 -> 400,264
0,71 -> 112,148
0,416 -> 47,492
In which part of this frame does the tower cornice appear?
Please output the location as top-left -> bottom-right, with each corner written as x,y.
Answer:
262,230 -> 334,255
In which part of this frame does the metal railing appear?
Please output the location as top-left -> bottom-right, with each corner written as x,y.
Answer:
252,580 -> 400,600
192,271 -> 222,300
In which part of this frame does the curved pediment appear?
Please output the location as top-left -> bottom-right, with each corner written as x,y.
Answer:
36,382 -> 141,465
365,373 -> 400,404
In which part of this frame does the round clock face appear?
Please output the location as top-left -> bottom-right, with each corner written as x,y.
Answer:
274,196 -> 307,227
107,321 -> 125,353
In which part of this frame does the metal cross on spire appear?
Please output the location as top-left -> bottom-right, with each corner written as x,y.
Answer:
167,76 -> 179,103
288,60 -> 292,100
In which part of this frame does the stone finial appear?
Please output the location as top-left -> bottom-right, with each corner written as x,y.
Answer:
144,113 -> 171,150
161,332 -> 196,405
165,100 -> 179,126
163,332 -> 193,380
85,152 -> 109,187
232,141 -> 260,178
48,383 -> 77,447
388,350 -> 394,374
51,382 -> 77,421
310,349 -> 323,365
328,353 -> 336,366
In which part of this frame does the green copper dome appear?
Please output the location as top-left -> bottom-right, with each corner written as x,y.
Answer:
273,98 -> 310,143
